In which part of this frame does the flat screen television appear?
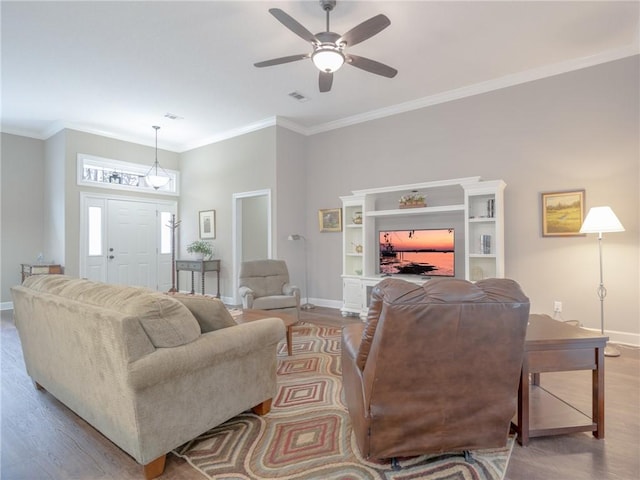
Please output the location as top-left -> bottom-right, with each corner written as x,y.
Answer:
379,228 -> 455,277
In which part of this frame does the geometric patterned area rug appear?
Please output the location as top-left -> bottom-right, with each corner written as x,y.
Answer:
173,323 -> 514,480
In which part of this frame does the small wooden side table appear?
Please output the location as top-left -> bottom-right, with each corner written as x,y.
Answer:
512,314 -> 607,446
175,259 -> 220,297
21,264 -> 63,283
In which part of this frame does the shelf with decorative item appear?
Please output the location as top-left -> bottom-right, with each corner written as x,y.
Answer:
367,204 -> 465,217
398,191 -> 426,209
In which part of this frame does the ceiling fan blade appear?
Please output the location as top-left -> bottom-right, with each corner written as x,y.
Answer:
346,54 -> 398,78
319,71 -> 333,93
254,54 -> 309,68
338,14 -> 390,47
269,8 -> 318,44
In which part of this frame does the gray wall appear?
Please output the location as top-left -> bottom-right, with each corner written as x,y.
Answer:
241,195 -> 268,261
179,127 -> 278,298
274,127 -> 308,296
305,56 -> 639,340
1,133 -> 45,304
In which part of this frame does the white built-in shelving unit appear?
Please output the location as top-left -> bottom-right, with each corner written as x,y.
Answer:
340,177 -> 505,317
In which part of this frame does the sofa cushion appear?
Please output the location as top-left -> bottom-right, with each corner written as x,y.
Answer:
253,295 -> 298,310
167,293 -> 236,333
22,275 -> 200,348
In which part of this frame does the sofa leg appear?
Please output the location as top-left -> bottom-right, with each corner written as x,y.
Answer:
252,398 -> 272,416
143,455 -> 166,479
34,381 -> 45,391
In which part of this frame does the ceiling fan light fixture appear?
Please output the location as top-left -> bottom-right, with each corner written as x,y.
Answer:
312,46 -> 345,73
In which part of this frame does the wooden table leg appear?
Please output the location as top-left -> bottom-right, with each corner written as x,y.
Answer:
593,346 -> 605,438
190,271 -> 195,295
532,372 -> 540,386
517,357 -> 530,446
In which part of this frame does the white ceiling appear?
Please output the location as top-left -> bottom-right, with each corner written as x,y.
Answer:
2,1 -> 638,152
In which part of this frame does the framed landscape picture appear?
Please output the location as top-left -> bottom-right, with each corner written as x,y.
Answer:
541,190 -> 585,237
318,208 -> 342,232
199,209 -> 216,239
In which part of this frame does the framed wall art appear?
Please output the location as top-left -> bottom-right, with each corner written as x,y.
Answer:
199,209 -> 216,239
318,208 -> 342,232
541,190 -> 585,237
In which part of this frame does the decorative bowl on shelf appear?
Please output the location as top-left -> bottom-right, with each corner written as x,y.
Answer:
399,191 -> 426,209
352,211 -> 363,224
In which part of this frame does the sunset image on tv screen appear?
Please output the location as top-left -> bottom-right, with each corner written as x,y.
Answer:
379,229 -> 454,276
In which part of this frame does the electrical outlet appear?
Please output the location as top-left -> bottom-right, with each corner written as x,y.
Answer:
554,301 -> 562,313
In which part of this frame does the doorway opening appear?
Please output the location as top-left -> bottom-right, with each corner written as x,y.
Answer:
232,189 -> 272,305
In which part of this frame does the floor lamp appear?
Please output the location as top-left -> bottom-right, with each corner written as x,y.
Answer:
287,234 -> 315,310
579,206 -> 625,357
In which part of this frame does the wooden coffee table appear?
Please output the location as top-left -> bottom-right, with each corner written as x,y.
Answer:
235,309 -> 298,356
512,314 -> 608,446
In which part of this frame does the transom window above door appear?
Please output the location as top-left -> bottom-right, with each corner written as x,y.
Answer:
77,153 -> 179,195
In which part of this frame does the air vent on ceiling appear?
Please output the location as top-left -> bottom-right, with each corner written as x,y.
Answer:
288,91 -> 309,102
164,112 -> 184,120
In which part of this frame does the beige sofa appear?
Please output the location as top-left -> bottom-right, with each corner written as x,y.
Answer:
11,275 -> 285,479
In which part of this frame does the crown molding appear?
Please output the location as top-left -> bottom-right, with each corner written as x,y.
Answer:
0,126 -> 48,140
306,44 -> 640,136
179,117 -> 279,152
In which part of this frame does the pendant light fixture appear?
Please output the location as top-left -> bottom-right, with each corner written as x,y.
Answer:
145,125 -> 170,189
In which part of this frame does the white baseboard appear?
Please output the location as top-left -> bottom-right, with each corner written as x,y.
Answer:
1,302 -> 14,311
581,326 -> 640,348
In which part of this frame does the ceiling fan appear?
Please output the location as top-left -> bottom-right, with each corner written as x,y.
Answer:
254,0 -> 398,93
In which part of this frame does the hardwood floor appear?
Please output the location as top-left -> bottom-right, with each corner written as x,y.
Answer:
2,308 -> 638,479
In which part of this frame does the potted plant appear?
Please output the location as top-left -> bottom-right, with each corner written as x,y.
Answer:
186,240 -> 214,260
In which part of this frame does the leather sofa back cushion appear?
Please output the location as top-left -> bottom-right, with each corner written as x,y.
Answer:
23,275 -> 200,348
356,277 -> 529,370
167,293 -> 236,333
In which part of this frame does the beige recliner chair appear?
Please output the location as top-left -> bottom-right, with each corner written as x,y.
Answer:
238,259 -> 300,354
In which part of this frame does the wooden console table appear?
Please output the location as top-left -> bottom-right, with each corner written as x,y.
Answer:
21,263 -> 63,283
175,259 -> 220,297
512,314 -> 607,446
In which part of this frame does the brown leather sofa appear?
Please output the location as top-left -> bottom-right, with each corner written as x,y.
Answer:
342,277 -> 530,461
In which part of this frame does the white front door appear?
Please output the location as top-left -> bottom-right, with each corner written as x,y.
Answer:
80,193 -> 176,290
107,199 -> 157,288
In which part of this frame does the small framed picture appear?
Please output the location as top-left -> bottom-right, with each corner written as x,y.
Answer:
199,210 -> 216,239
318,208 -> 342,232
541,190 -> 585,237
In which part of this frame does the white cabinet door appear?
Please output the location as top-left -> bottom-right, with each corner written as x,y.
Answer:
342,277 -> 363,316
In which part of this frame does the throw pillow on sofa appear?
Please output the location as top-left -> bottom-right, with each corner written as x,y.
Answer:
167,293 -> 236,333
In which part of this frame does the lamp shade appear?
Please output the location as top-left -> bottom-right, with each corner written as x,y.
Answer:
580,206 -> 625,234
145,125 -> 171,190
147,174 -> 170,189
312,48 -> 345,73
